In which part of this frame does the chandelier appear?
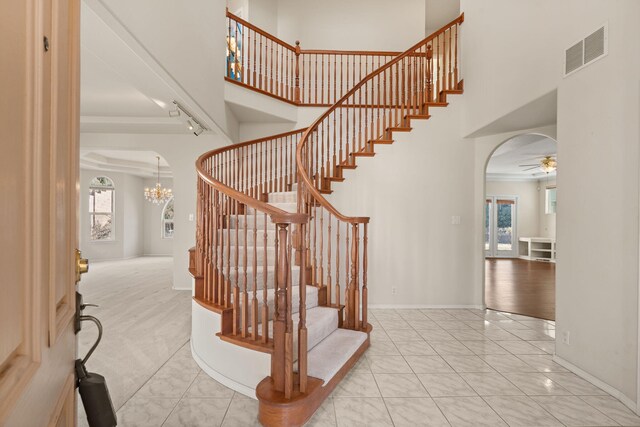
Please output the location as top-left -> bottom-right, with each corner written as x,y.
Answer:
144,156 -> 172,204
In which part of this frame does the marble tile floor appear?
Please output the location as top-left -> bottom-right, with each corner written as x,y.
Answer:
112,306 -> 640,426
76,257 -> 192,427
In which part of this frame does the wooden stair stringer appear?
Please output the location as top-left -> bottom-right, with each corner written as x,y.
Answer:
317,89 -> 462,193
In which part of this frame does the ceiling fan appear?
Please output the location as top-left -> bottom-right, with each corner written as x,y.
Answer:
519,156 -> 557,174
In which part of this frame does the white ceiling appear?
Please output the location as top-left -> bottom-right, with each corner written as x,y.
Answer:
80,150 -> 173,178
486,134 -> 557,181
80,1 -> 217,135
81,49 -> 166,118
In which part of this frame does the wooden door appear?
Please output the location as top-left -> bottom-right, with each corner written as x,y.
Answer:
0,0 -> 80,425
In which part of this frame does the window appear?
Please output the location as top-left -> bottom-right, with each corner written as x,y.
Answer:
226,18 -> 243,80
162,196 -> 175,239
545,186 -> 557,214
89,176 -> 114,240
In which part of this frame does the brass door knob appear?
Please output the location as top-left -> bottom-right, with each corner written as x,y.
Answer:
76,249 -> 89,283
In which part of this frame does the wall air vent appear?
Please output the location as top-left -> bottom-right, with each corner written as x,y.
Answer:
563,24 -> 608,77
565,41 -> 583,75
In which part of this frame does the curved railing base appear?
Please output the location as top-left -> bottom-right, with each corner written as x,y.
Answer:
256,331 -> 370,427
191,300 -> 271,398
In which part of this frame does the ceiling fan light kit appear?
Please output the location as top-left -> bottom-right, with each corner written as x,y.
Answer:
518,156 -> 557,174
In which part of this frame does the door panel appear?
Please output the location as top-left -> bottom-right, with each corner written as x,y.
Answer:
484,199 -> 491,257
495,199 -> 516,257
485,196 -> 518,258
0,0 -> 80,424
0,0 -> 42,419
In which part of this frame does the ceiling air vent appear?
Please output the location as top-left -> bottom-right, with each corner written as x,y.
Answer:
563,23 -> 608,77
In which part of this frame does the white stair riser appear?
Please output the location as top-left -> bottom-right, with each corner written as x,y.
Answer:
218,229 -> 277,246
229,214 -> 273,229
227,266 -> 302,290
236,286 -> 319,322
268,191 -> 297,204
216,246 -> 276,266
246,202 -> 297,215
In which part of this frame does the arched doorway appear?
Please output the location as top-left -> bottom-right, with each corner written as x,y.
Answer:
77,150 -> 191,419
483,134 -> 557,320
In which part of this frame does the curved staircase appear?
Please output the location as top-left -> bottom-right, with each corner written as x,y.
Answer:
190,11 -> 464,426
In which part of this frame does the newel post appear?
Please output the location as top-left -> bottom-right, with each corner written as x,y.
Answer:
346,224 -> 360,329
272,223 -> 294,398
294,41 -> 301,104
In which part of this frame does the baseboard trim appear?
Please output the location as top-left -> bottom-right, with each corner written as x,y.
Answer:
172,286 -> 191,291
553,354 -> 638,414
190,340 -> 257,399
369,304 -> 484,310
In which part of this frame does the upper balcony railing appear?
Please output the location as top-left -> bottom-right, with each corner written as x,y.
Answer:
226,10 -> 400,106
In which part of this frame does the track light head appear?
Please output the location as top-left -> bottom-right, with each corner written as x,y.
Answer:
169,101 -> 208,136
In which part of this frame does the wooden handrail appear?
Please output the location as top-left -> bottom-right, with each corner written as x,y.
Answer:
226,10 -> 402,57
295,13 -> 464,225
225,9 -> 403,106
196,129 -> 308,225
300,49 -> 401,56
227,10 -> 296,51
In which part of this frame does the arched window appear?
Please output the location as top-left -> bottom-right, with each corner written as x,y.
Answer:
162,196 -> 174,239
89,176 -> 114,240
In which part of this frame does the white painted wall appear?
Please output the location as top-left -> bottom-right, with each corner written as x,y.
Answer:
276,0 -> 425,51
425,0 -> 460,35
246,0 -> 278,35
123,173 -> 146,258
80,133 -> 228,290
462,0 -> 640,405
485,180 -> 540,251
227,0 -> 247,17
144,177 -> 175,256
327,98 -> 479,307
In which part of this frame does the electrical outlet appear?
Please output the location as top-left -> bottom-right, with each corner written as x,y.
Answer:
391,287 -> 397,295
562,331 -> 570,345
188,213 -> 194,221
451,215 -> 461,225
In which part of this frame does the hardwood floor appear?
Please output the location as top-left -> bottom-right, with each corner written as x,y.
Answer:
485,258 -> 556,321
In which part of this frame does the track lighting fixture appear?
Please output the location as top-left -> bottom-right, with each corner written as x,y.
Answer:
169,101 -> 207,136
